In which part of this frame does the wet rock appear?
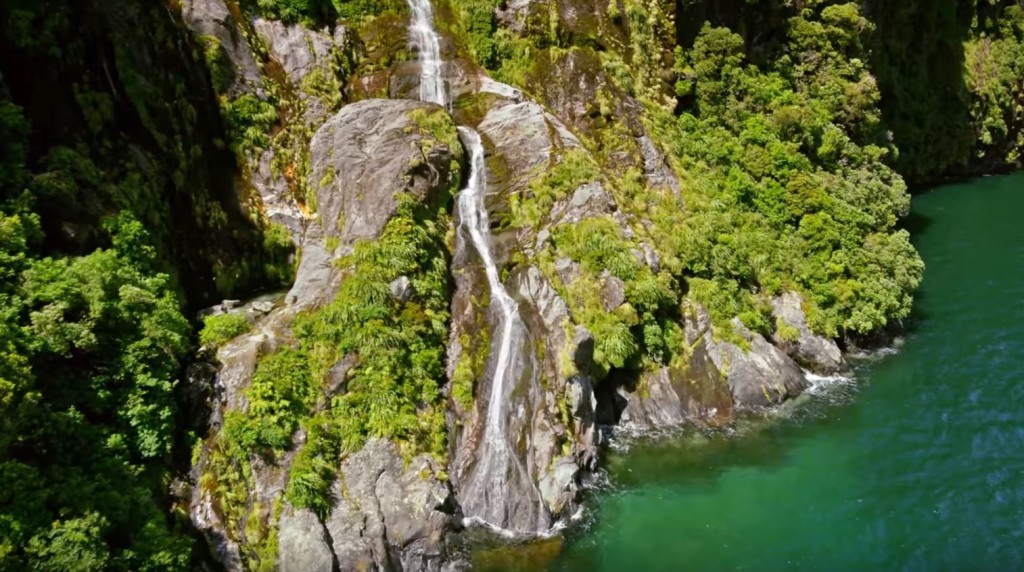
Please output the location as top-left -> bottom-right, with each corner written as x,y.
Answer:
566,374 -> 600,468
618,368 -> 687,429
771,291 -> 843,374
538,457 -> 580,516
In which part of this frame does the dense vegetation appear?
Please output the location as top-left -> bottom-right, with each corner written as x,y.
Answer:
0,1 -> 291,568
662,8 -> 924,337
1,0 -> 1023,567
452,0 -> 1024,347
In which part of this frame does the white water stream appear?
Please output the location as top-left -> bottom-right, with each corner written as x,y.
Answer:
406,0 -> 446,107
404,0 -> 547,533
456,127 -> 521,447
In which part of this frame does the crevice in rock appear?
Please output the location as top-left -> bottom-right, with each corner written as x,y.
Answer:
317,514 -> 342,572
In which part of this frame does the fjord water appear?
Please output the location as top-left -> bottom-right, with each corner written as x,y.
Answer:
502,173 -> 1024,571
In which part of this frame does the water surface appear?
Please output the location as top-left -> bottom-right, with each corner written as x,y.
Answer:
480,173 -> 1024,571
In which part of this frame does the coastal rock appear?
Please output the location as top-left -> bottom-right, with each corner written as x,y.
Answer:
689,306 -> 808,409
771,291 -> 844,374
538,457 -> 581,516
616,342 -> 733,431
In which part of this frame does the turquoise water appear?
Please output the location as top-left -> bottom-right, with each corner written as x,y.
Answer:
483,173 -> 1024,570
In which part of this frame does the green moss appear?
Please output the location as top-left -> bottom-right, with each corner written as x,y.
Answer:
221,94 -> 278,158
199,35 -> 233,94
775,318 -> 800,342
407,107 -> 460,151
300,66 -> 344,112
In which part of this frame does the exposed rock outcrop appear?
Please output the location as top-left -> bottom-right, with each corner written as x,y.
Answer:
189,96 -> 463,571
309,99 -> 459,243
181,0 -> 264,96
276,440 -> 460,572
772,291 -> 844,374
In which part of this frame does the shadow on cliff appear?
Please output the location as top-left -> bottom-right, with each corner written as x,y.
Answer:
0,0 -> 287,310
863,0 -> 976,185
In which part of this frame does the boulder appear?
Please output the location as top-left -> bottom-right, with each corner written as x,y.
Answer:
771,291 -> 844,374
688,306 -> 808,409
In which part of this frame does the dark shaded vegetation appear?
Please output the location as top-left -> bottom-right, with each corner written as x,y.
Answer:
0,0 -> 292,568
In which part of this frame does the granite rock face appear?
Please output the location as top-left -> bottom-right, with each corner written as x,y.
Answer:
309,99 -> 461,244
189,90 -> 463,571
275,440 -> 460,572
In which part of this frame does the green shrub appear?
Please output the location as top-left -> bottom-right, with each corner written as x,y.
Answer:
510,149 -> 601,227
222,95 -> 278,157
199,312 -> 252,347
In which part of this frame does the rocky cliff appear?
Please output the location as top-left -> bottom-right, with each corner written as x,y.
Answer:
178,0 -> 856,569
4,0 -> 1022,568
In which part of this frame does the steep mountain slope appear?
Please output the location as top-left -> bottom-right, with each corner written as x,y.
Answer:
1,0 -> 1022,570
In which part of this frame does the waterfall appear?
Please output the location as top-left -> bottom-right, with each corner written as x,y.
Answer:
404,0 -> 548,533
457,128 -> 519,448
405,0 -> 446,107
454,127 -> 546,534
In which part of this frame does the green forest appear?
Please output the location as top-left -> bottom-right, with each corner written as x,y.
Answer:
1,0 -> 1023,568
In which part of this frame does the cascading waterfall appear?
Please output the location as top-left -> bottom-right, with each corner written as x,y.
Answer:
456,128 -> 519,450
405,0 -> 446,107
454,128 -> 546,533
403,0 -> 548,533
